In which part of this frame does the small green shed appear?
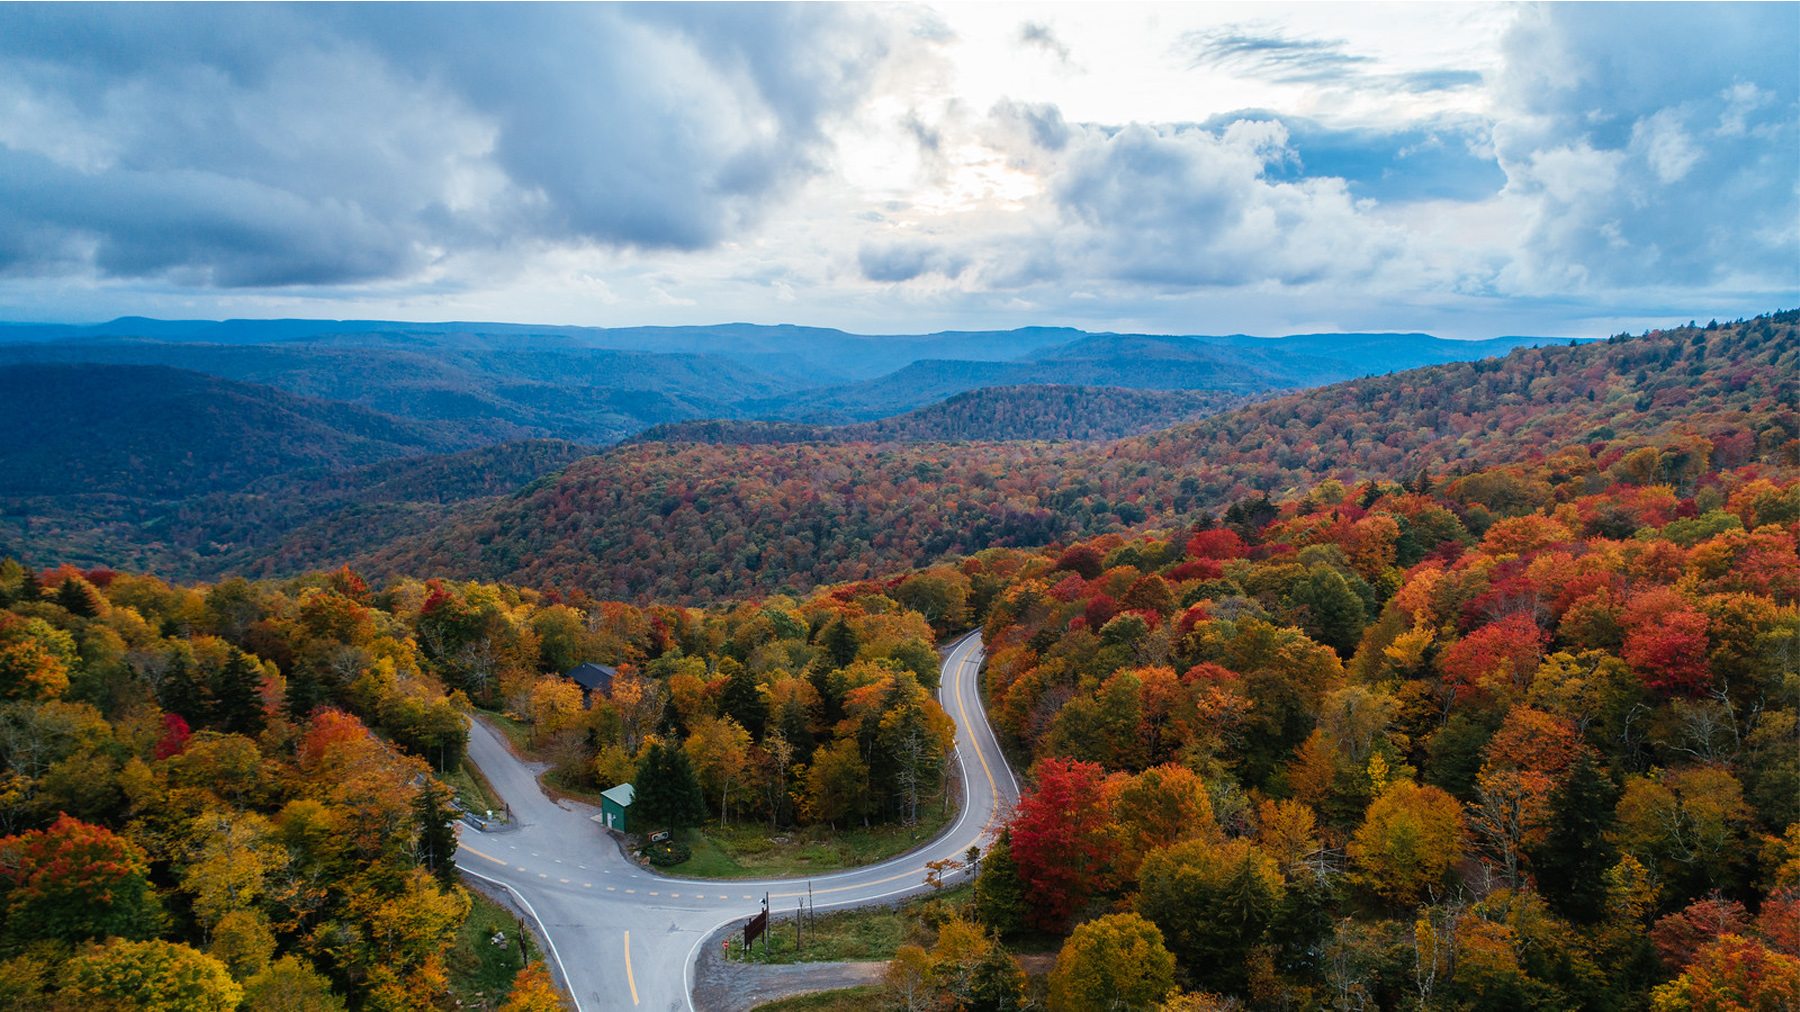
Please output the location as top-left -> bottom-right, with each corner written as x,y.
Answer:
600,782 -> 634,833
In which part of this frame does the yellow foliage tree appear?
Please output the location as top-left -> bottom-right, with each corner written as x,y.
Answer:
1047,912 -> 1176,1012
60,939 -> 243,1012
1348,780 -> 1467,906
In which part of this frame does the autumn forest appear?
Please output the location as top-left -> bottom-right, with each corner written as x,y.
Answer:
0,311 -> 1796,1011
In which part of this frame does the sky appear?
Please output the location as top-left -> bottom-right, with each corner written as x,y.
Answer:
0,2 -> 1794,339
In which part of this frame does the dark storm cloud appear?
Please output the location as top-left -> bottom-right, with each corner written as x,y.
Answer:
0,3 -> 894,286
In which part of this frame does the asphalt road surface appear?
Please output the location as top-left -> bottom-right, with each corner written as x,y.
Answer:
454,632 -> 1019,1011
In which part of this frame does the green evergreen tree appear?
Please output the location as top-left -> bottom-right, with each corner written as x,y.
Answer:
157,650 -> 208,726
56,577 -> 98,618
967,946 -> 1028,1012
718,658 -> 768,740
210,649 -> 267,738
1526,751 -> 1619,923
413,777 -> 459,888
975,830 -> 1027,936
632,740 -> 706,834
778,692 -> 815,767
16,568 -> 41,602
820,617 -> 860,669
1290,566 -> 1366,656
284,667 -> 325,723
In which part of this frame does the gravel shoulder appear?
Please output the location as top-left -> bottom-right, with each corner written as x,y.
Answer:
691,923 -> 886,1012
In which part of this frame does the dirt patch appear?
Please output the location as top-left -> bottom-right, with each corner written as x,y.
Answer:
692,923 -> 887,1012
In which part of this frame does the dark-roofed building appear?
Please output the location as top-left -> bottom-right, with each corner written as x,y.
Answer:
564,662 -> 618,707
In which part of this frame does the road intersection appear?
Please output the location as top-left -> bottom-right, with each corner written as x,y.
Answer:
454,632 -> 1019,1011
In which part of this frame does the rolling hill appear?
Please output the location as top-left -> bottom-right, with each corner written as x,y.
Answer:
0,363 -> 594,577
356,311 -> 1798,602
633,385 -> 1267,444
0,363 -> 474,497
0,318 -> 1577,440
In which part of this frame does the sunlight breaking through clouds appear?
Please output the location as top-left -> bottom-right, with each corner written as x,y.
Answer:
0,2 -> 1792,339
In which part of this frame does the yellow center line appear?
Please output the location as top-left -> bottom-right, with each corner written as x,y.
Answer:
623,931 -> 639,1005
458,843 -> 510,867
953,647 -> 1003,832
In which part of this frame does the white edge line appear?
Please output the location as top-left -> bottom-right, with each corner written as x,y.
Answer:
688,631 -> 998,1012
459,863 -> 583,1012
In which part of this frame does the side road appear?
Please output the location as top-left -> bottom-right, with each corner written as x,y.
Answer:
453,632 -> 1019,1011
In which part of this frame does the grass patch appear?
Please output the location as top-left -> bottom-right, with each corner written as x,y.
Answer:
729,882 -> 974,965
477,709 -> 537,757
540,765 -> 610,806
669,827 -> 744,878
447,888 -> 532,1010
443,757 -> 505,818
672,793 -> 958,880
750,986 -> 885,1012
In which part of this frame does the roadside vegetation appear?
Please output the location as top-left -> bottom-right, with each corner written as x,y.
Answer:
749,985 -> 886,1012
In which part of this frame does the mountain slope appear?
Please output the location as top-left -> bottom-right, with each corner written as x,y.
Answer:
0,339 -> 796,444
0,363 -> 471,498
0,319 -> 1583,441
0,362 -> 596,577
358,311 -> 1798,602
740,331 -> 1574,422
633,385 -> 1268,444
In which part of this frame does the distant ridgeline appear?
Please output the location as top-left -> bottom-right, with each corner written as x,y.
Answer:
1,311 -> 1790,595
0,318 -> 1577,443
363,311 -> 1798,602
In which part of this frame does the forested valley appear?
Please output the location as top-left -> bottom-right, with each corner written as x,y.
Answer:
0,310 -> 1794,1011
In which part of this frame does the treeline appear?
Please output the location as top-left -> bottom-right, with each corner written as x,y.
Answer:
918,459 -> 1799,1009
362,312 -> 1800,604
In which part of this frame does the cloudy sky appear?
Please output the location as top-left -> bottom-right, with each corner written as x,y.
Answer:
0,2 -> 1794,338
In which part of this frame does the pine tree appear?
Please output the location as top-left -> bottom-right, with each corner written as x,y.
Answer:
975,830 -> 1027,936
158,651 -> 208,726
284,667 -> 324,723
820,617 -> 860,670
56,578 -> 98,618
718,659 -> 768,740
632,740 -> 706,835
414,778 -> 459,888
1526,751 -> 1619,923
17,568 -> 41,603
210,649 -> 267,738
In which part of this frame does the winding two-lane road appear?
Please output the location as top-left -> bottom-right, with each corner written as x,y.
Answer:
454,632 -> 1018,1011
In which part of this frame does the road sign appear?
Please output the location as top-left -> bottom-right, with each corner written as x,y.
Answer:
744,910 -> 768,948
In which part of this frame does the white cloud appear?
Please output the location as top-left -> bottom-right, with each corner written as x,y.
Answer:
0,1 -> 1792,340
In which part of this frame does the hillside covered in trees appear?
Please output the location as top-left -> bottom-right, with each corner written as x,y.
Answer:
867,455 -> 1800,1010
0,554 -> 969,1009
365,312 -> 1800,603
633,385 -> 1265,446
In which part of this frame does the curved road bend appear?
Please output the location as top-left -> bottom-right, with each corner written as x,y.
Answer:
454,632 -> 1020,1012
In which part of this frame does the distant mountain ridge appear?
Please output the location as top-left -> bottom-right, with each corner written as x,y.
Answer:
0,317 -> 1576,430
355,312 -> 1797,602
633,385 -> 1267,444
